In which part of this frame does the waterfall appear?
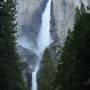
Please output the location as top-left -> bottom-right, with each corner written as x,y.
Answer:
36,0 -> 52,55
32,63 -> 39,90
31,0 -> 52,90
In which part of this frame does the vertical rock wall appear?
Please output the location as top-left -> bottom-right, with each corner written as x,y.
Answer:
51,0 -> 88,44
16,0 -> 42,26
51,0 -> 75,44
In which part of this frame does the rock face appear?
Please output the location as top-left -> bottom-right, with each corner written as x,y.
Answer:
51,0 -> 75,44
17,45 -> 38,69
88,0 -> 90,6
51,0 -> 88,44
16,0 -> 42,25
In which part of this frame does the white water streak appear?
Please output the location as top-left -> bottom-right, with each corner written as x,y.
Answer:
36,0 -> 52,55
31,0 -> 52,90
32,64 -> 39,90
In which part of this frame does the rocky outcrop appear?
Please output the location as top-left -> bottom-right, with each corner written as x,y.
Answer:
17,45 -> 39,90
17,45 -> 38,71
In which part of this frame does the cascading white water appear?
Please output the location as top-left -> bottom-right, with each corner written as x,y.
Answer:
31,0 -> 52,90
32,64 -> 39,90
36,0 -> 52,55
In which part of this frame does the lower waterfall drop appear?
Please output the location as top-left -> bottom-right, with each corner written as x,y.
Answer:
32,64 -> 39,90
31,0 -> 52,90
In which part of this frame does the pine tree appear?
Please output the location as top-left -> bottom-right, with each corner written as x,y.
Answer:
38,48 -> 56,90
54,4 -> 90,90
0,0 -> 26,90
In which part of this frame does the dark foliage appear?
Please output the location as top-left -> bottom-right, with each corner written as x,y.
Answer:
54,4 -> 90,90
0,0 -> 26,90
38,48 -> 56,90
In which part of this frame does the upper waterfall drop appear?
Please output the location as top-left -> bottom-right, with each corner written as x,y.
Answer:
36,0 -> 52,55
32,0 -> 52,90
